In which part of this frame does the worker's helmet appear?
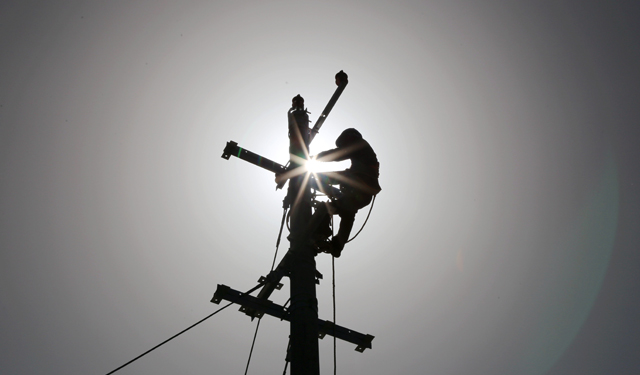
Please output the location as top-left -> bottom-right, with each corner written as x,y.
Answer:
336,128 -> 362,148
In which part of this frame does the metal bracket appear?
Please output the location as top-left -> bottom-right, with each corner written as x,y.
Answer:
258,276 -> 283,290
221,141 -> 237,160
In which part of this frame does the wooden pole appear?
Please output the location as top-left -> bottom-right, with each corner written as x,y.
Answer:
287,101 -> 320,375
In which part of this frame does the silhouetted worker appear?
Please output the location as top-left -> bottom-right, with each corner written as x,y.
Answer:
310,128 -> 381,257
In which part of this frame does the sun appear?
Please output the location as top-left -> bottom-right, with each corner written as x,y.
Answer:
305,157 -> 320,173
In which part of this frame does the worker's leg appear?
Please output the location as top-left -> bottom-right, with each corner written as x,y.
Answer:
333,211 -> 355,252
331,193 -> 372,257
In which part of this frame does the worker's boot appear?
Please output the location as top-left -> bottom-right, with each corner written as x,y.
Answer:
330,237 -> 344,258
316,238 -> 333,255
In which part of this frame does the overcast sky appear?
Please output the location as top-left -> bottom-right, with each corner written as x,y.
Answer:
1,1 -> 639,374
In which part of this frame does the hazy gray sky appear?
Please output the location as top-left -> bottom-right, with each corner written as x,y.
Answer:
1,1 -> 639,374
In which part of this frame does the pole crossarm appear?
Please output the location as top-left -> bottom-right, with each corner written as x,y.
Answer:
309,70 -> 349,144
222,141 -> 287,175
211,284 -> 374,352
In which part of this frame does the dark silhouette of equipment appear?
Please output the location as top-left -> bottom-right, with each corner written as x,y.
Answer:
213,70 -> 374,375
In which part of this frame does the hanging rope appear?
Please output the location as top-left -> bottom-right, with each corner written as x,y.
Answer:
272,207 -> 289,271
281,339 -> 291,375
330,215 -> 338,375
332,255 -> 337,375
243,318 -> 262,375
346,194 -> 376,243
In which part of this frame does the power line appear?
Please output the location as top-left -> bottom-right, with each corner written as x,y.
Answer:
105,283 -> 264,375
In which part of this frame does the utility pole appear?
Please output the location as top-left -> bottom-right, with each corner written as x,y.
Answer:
213,71 -> 373,374
287,94 -> 319,375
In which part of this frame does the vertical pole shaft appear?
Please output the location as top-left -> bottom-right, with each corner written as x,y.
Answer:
287,104 -> 320,375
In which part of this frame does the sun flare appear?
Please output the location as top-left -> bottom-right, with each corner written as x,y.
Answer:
305,158 -> 320,173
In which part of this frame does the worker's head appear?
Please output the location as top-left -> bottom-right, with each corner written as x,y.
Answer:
336,128 -> 362,148
291,95 -> 304,109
